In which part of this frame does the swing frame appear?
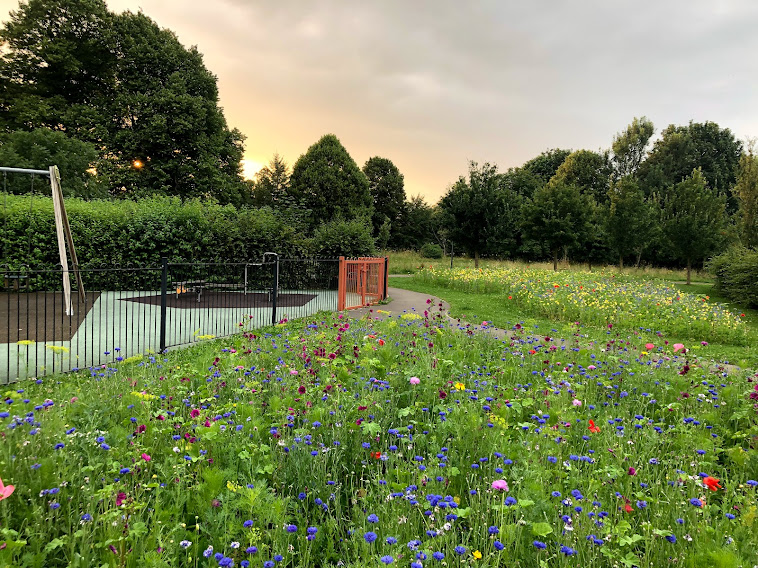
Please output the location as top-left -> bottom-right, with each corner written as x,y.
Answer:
0,165 -> 85,315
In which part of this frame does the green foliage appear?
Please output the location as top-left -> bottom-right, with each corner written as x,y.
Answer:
363,156 -> 405,239
638,121 -> 742,212
612,116 -> 655,177
732,141 -> 758,249
521,181 -> 594,269
661,168 -> 728,283
0,0 -> 248,205
289,134 -> 372,226
522,148 -> 571,183
709,246 -> 758,308
0,194 -> 306,267
252,153 -> 291,208
606,176 -> 660,267
419,243 -> 443,259
390,194 -> 435,250
309,218 -> 376,258
549,149 -> 613,204
438,161 -> 521,266
0,129 -> 107,198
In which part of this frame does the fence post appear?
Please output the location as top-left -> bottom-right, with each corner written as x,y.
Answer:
159,256 -> 168,353
337,256 -> 346,311
271,256 -> 279,326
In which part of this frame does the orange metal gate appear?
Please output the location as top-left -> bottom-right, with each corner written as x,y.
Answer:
337,257 -> 388,310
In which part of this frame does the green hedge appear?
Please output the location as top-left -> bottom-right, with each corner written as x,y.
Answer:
0,195 -> 316,268
709,246 -> 758,308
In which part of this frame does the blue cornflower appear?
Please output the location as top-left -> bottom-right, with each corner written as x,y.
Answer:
243,520 -> 253,528
551,491 -> 561,497
307,527 -> 318,535
245,546 -> 258,554
119,468 -> 130,474
690,498 -> 703,507
285,524 -> 297,533
273,555 -> 283,562
81,513 -> 92,522
367,513 -> 379,523
380,556 -> 394,565
218,557 -> 233,567
533,541 -> 547,549
364,531 -> 377,543
560,546 -> 577,556
488,526 -> 499,534
665,534 -> 677,543
432,551 -> 444,560
636,500 -> 647,509
494,541 -> 505,551
264,562 -> 274,568
386,536 -> 397,545
454,546 -> 466,555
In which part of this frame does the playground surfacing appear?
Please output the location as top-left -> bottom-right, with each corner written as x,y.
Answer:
0,292 -> 101,343
1,289 -> 336,383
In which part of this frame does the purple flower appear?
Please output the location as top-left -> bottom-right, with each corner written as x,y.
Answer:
364,531 -> 377,543
285,524 -> 297,533
380,556 -> 394,565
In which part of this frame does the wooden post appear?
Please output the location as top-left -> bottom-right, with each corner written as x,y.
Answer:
49,167 -> 73,315
50,166 -> 85,304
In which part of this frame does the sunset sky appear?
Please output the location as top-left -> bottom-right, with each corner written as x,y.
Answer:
2,0 -> 758,203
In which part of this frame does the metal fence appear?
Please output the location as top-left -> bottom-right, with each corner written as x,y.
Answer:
1,257 -> 340,384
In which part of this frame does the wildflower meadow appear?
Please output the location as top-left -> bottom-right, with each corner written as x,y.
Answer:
1,280 -> 758,567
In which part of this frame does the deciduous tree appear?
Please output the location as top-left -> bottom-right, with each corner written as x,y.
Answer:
521,181 -> 594,271
612,117 -> 655,177
661,168 -> 727,284
438,161 -> 520,267
733,140 -> 758,249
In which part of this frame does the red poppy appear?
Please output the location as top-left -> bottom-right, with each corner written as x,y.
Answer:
703,476 -> 722,491
588,420 -> 601,433
624,503 -> 633,513
378,339 -> 385,346
372,451 -> 381,459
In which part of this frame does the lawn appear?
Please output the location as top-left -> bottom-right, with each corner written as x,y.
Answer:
1,266 -> 757,568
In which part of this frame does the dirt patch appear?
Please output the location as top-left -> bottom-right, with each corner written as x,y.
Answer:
0,292 -> 100,343
121,291 -> 317,310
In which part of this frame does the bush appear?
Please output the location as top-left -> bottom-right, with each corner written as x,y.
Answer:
0,194 -> 308,269
420,243 -> 443,259
708,246 -> 758,307
308,218 -> 376,258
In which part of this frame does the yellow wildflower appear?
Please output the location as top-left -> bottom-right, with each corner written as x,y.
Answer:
454,382 -> 466,391
473,550 -> 482,560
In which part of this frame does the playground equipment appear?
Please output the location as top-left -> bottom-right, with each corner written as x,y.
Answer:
0,166 -> 84,315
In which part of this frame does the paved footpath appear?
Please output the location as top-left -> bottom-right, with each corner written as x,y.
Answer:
345,286 -> 512,341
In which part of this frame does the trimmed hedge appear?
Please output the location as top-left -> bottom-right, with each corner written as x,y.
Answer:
709,246 -> 758,308
0,195 -> 318,269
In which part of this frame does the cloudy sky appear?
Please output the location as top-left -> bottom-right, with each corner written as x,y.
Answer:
3,1 -> 758,202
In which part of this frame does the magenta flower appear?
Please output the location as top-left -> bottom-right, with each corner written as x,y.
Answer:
491,479 -> 509,491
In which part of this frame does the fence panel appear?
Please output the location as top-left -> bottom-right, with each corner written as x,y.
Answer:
1,258 -> 344,384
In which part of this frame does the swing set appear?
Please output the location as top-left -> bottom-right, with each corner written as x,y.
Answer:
1,165 -> 85,315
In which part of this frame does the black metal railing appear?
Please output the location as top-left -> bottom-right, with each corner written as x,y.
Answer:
1,257 -> 339,384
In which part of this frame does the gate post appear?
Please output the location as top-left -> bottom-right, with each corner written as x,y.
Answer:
337,256 -> 346,311
383,256 -> 389,300
159,256 -> 168,353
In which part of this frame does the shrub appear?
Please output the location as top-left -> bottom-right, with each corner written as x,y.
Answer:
308,218 -> 376,258
708,246 -> 758,307
0,194 -> 308,269
420,243 -> 443,259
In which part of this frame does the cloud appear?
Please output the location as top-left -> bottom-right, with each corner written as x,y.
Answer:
4,0 -> 757,201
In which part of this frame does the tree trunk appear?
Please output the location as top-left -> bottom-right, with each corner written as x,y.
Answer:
686,258 -> 691,285
619,256 -> 624,270
588,259 -> 592,271
553,251 -> 558,272
635,250 -> 642,268
474,250 -> 480,268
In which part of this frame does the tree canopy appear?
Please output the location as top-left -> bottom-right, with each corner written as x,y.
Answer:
289,134 -> 372,226
438,161 -> 519,267
363,156 -> 406,240
0,0 -> 248,204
